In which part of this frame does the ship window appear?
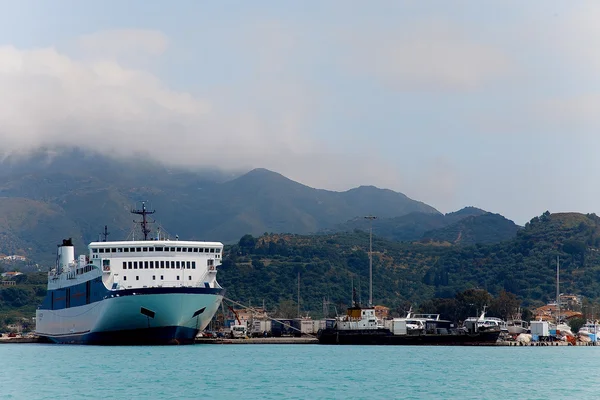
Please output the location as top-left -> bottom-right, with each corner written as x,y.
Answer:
150,261 -> 154,269
111,248 -> 116,253
176,276 -> 179,280
193,248 -> 198,253
160,275 -> 164,280
149,247 -> 154,252
176,261 -> 180,268
176,247 -> 182,252
182,247 -> 187,252
204,248 -> 209,253
136,276 -> 139,281
136,247 -> 142,252
170,261 -> 174,268
160,261 -> 164,268
134,262 -> 138,269
122,261 -> 126,269
99,249 -> 104,253
188,276 -> 192,280
199,248 -> 204,253
209,248 -> 215,253
92,249 -> 98,253
207,259 -> 214,267
117,248 -> 123,253
124,248 -> 129,253
128,261 -> 132,269
152,275 -> 156,280
123,276 -> 127,280
216,248 -> 221,253
144,261 -> 149,269
192,261 -> 196,269
142,247 -> 148,252
164,247 -> 169,252
186,261 -> 190,269
155,247 -> 163,251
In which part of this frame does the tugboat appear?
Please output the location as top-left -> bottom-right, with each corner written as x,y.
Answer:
317,293 -> 501,346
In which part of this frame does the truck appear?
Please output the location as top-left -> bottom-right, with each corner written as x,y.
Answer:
228,306 -> 247,339
249,319 -> 272,337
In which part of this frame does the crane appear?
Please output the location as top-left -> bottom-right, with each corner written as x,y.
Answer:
227,305 -> 246,338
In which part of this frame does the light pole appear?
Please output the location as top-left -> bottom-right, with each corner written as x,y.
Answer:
365,215 -> 377,307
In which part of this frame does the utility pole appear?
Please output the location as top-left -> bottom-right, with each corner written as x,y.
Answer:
297,271 -> 300,318
364,215 -> 377,307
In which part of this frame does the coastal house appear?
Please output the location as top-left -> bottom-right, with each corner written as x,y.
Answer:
533,304 -> 583,321
374,305 -> 389,320
1,271 -> 23,278
2,255 -> 27,262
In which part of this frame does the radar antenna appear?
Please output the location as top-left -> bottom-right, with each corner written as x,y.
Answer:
131,201 -> 155,241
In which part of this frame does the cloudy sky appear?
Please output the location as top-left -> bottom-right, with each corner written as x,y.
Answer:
1,1 -> 599,224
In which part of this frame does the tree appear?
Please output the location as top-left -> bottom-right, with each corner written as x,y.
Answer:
238,234 -> 257,255
568,317 -> 586,333
455,289 -> 493,321
489,290 -> 520,320
275,299 -> 297,318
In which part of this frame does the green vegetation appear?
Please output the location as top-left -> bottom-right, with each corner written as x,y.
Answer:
220,212 -> 600,320
0,272 -> 47,332
5,211 -> 600,326
328,208 -> 519,245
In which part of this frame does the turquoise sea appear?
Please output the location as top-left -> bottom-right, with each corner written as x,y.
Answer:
1,344 -> 598,399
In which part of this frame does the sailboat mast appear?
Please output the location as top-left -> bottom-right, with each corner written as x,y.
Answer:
364,215 -> 377,307
556,255 -> 560,325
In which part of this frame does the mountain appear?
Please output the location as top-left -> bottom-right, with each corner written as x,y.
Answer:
422,212 -> 521,245
326,206 -> 517,245
0,149 -> 439,263
219,211 -> 600,315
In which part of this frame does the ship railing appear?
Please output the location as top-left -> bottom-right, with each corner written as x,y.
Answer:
118,281 -> 213,289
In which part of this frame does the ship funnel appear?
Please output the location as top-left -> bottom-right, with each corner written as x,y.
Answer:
57,238 -> 75,274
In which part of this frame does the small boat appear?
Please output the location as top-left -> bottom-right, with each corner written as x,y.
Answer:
507,319 -> 529,335
462,308 -> 506,334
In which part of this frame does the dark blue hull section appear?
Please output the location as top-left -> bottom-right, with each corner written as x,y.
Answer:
45,326 -> 199,345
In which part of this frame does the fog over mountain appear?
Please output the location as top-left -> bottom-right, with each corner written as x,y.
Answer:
3,2 -> 600,224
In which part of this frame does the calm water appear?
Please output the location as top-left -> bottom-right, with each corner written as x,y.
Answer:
1,344 -> 599,399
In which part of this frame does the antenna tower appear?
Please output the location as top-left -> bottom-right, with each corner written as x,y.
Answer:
131,201 -> 156,241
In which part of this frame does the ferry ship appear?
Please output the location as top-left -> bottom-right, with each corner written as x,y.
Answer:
35,203 -> 225,345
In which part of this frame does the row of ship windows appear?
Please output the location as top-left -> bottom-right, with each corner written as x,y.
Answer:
122,260 -> 215,270
93,247 -> 221,254
122,275 -> 192,281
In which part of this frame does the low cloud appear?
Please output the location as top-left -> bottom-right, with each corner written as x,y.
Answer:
0,29 -> 407,197
342,20 -> 512,91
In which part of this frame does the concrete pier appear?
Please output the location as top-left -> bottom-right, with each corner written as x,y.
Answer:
195,337 -> 319,345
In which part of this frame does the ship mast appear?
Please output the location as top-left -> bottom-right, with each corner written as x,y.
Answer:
131,201 -> 155,241
101,225 -> 110,242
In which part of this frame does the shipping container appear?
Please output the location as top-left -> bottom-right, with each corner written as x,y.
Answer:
271,319 -> 294,337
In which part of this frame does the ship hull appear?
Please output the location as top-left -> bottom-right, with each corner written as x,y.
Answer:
36,287 -> 224,345
317,328 -> 500,346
